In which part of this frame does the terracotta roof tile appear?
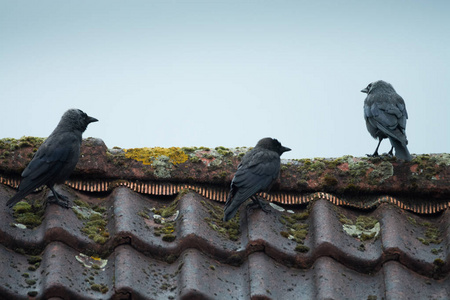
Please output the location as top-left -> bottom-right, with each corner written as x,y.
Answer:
0,137 -> 449,299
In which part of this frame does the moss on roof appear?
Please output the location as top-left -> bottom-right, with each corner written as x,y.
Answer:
124,147 -> 189,166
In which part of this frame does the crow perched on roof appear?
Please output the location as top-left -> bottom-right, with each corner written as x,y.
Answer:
223,138 -> 291,222
362,80 -> 412,161
6,109 -> 98,208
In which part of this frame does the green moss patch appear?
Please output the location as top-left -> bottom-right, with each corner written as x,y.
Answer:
139,191 -> 185,243
72,199 -> 109,244
279,209 -> 310,253
412,154 -> 450,180
25,279 -> 36,286
188,156 -> 201,163
27,291 -> 38,297
201,199 -> 240,241
347,159 -> 373,179
324,156 -> 394,186
215,146 -> 233,157
182,146 -> 248,167
340,214 -> 380,241
292,157 -> 349,186
322,173 -> 338,187
27,255 -> 42,265
417,223 -> 442,246
75,253 -> 110,294
181,146 -> 211,153
24,254 -> 42,272
161,234 -> 175,242
0,136 -> 45,151
154,222 -> 176,241
295,158 -> 326,180
294,244 -> 310,253
407,215 -> 442,246
153,190 -> 184,218
91,283 -> 109,294
17,254 -> 41,286
431,247 -> 442,255
12,200 -> 45,229
433,258 -> 446,279
368,161 -> 394,185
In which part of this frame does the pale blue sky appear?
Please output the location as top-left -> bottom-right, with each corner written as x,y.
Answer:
1,1 -> 449,159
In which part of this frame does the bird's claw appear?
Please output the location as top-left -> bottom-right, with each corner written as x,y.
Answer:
247,197 -> 271,214
260,204 -> 271,214
246,202 -> 258,211
367,152 -> 392,159
47,192 -> 71,208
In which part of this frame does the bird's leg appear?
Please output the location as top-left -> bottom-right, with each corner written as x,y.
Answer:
246,197 -> 259,211
47,186 -> 71,208
247,196 -> 271,214
388,146 -> 394,156
367,138 -> 383,157
372,138 -> 383,156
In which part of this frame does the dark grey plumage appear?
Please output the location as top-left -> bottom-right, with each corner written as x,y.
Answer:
223,138 -> 291,222
6,109 -> 98,208
362,80 -> 412,161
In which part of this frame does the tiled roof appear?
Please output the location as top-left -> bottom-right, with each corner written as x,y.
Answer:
0,137 -> 449,299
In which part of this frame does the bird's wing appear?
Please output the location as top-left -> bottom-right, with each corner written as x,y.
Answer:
22,143 -> 73,180
396,101 -> 408,131
225,150 -> 280,208
6,139 -> 77,207
7,134 -> 78,205
365,96 -> 408,143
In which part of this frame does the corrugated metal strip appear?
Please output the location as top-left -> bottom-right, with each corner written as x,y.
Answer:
1,177 -> 448,214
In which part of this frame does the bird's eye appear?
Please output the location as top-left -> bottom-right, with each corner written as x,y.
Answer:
79,111 -> 88,119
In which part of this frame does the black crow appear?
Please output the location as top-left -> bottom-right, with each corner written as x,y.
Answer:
223,138 -> 291,222
6,109 -> 98,208
362,80 -> 412,161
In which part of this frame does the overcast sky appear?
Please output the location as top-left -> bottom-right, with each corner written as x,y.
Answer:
1,1 -> 449,159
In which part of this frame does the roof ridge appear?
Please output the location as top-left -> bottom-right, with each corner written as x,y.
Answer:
1,138 -> 449,199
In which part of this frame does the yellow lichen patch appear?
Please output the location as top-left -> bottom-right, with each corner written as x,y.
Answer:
124,147 -> 188,166
75,253 -> 108,270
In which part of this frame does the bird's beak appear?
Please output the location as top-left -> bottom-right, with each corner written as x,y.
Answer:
361,87 -> 369,93
281,146 -> 291,153
88,116 -> 99,123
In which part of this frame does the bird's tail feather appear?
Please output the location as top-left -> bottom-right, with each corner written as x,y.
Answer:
389,137 -> 412,161
377,125 -> 407,145
6,191 -> 28,208
223,194 -> 238,222
223,208 -> 237,222
6,175 -> 52,208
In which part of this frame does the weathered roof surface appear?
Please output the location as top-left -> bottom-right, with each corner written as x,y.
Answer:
0,137 -> 449,299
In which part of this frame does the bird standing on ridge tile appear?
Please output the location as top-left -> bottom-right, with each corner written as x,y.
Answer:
223,138 -> 291,222
6,109 -> 98,209
362,80 -> 412,161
